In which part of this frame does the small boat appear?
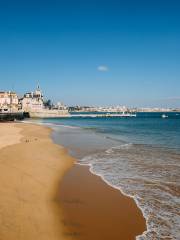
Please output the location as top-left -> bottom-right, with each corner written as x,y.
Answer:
162,114 -> 168,119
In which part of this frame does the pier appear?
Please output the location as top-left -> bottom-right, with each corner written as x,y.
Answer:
68,113 -> 137,118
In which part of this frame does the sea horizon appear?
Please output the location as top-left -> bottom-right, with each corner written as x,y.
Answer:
24,112 -> 180,239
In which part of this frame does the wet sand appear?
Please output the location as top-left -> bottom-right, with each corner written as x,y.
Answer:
59,164 -> 147,240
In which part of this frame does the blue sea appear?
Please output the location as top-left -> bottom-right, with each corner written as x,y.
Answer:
26,112 -> 180,240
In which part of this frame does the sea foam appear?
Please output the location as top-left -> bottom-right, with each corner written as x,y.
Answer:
78,144 -> 180,240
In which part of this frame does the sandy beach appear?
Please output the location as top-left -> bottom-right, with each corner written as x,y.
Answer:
0,123 -> 22,149
0,123 -> 74,240
59,164 -> 146,240
0,122 -> 146,240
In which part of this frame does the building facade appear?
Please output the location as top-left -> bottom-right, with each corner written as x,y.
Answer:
0,91 -> 19,113
21,86 -> 69,118
21,86 -> 44,112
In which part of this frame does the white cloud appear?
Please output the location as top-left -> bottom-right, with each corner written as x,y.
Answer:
97,65 -> 109,72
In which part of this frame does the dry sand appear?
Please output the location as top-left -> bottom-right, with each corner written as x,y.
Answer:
0,123 -> 22,150
0,123 -> 74,240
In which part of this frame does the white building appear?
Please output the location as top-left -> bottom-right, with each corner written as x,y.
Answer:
54,102 -> 68,110
0,91 -> 19,113
21,86 -> 69,118
21,86 -> 44,112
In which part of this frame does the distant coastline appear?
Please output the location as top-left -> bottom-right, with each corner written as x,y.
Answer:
0,86 -> 179,121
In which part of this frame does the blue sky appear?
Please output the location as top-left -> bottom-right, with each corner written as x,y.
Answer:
0,0 -> 179,107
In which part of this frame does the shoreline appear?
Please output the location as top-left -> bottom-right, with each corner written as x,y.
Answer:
59,163 -> 146,240
76,161 -> 148,239
26,120 -> 147,238
0,122 -> 147,239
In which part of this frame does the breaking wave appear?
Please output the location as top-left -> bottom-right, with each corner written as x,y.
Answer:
78,144 -> 180,240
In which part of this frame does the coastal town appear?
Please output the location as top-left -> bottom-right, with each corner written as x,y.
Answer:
0,86 -> 180,121
0,86 -> 69,120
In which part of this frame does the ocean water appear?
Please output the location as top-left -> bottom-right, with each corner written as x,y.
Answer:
27,112 -> 180,240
